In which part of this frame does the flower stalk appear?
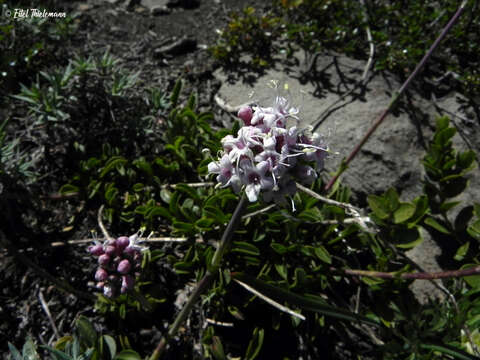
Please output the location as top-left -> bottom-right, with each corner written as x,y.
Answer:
149,194 -> 247,360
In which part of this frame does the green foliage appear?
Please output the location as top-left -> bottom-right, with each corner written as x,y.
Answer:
8,316 -> 140,360
8,337 -> 40,360
212,0 -> 480,97
60,80 -> 231,232
209,6 -> 282,69
0,1 -> 76,95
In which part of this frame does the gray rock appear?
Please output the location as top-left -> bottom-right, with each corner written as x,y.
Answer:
214,51 -> 480,303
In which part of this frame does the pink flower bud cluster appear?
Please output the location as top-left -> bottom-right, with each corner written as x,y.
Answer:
208,94 -> 328,204
88,234 -> 144,298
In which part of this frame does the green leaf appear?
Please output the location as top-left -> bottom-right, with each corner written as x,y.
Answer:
420,342 -> 479,360
169,78 -> 182,107
454,242 -> 470,261
232,241 -> 260,256
314,245 -> 332,264
457,150 -> 476,170
274,264 -> 288,280
367,195 -> 389,219
297,207 -> 322,222
425,217 -> 451,234
76,316 -> 97,348
231,273 -> 379,327
100,156 -> 127,178
210,336 -> 226,360
244,328 -> 264,360
160,188 -> 172,204
435,116 -> 449,131
195,217 -> 215,230
8,342 -> 22,360
41,345 -> 73,360
102,335 -> 117,360
385,188 -> 400,212
55,336 -> 73,351
22,336 -> 40,360
439,201 -> 461,213
114,350 -> 142,360
271,242 -> 288,255
461,264 -> 480,288
119,303 -> 126,320
393,203 -> 416,224
59,184 -> 79,195
467,220 -> 480,240
132,183 -> 144,192
146,206 -> 172,221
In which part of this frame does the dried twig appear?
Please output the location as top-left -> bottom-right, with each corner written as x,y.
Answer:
39,289 -> 61,340
241,204 -> 276,220
97,205 -> 113,242
50,236 -> 188,247
324,0 -> 469,192
161,182 -> 215,189
312,0 -> 375,131
234,278 -> 305,321
206,318 -> 234,327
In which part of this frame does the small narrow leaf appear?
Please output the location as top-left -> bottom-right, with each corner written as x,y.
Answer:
454,242 -> 470,261
425,217 -> 451,234
314,245 -> 332,264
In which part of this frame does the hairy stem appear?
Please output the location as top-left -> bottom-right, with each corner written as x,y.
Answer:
324,0 -> 468,192
149,194 -> 247,360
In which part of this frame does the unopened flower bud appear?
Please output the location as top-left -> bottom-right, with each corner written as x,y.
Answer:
88,244 -> 104,256
98,254 -> 110,267
122,274 -> 135,290
96,281 -> 105,289
238,106 -> 253,125
124,246 -> 135,256
105,245 -> 116,256
116,236 -> 130,250
95,268 -> 108,281
117,259 -> 131,274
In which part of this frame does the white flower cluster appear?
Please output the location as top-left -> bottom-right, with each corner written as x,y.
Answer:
208,90 -> 328,204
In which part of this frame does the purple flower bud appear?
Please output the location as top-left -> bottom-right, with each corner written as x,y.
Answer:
88,244 -> 104,256
116,236 -> 130,250
238,106 -> 253,125
105,245 -> 116,256
96,281 -> 105,289
98,254 -> 110,267
124,246 -> 135,256
122,275 -> 135,290
95,268 -> 108,281
117,259 -> 131,274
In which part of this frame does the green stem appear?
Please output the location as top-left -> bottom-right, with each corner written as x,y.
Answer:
324,0 -> 468,192
149,194 -> 247,360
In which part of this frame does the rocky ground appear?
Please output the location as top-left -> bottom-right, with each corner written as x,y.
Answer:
1,0 -> 480,358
